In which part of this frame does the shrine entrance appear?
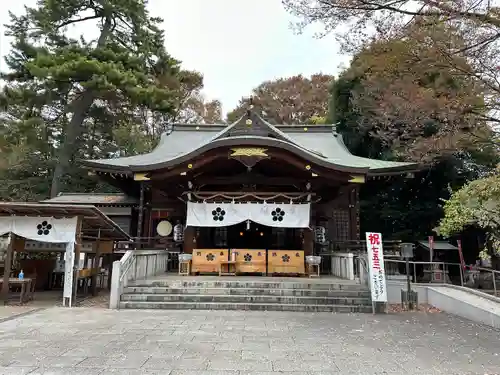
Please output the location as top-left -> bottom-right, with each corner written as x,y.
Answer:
227,221 -> 272,249
80,106 -> 420,278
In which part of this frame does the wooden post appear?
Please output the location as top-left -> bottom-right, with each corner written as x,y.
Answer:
91,229 -> 101,296
72,216 -> 83,304
303,229 -> 313,256
136,181 -> 145,249
183,227 -> 195,254
1,233 -> 14,305
107,253 -> 113,290
348,185 -> 359,240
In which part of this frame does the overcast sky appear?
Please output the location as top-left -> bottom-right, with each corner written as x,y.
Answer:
0,0 -> 349,113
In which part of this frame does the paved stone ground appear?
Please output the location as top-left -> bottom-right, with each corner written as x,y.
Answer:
0,308 -> 499,375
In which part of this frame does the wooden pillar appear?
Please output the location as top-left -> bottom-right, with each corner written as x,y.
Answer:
90,230 -> 101,297
72,216 -> 83,304
354,185 -> 360,240
183,227 -> 195,254
1,233 -> 14,304
136,182 -> 145,249
107,253 -> 113,290
348,185 -> 360,240
143,206 -> 152,247
303,229 -> 313,256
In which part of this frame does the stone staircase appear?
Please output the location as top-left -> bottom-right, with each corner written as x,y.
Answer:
119,278 -> 372,313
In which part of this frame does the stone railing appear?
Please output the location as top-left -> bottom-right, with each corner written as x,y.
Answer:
330,252 -> 355,280
109,249 -> 168,309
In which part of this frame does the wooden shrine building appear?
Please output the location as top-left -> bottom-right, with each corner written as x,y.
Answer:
78,109 -> 418,275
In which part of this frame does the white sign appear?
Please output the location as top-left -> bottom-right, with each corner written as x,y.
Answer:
365,232 -> 387,302
63,242 -> 75,307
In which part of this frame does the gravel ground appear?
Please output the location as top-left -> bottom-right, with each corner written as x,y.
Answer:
0,307 -> 498,374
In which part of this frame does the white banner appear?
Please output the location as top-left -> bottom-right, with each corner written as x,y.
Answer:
365,232 -> 388,302
0,216 -> 77,306
186,202 -> 311,228
0,216 -> 77,243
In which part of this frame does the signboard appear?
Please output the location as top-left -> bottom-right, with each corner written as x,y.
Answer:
365,232 -> 388,302
457,239 -> 465,269
62,242 -> 75,307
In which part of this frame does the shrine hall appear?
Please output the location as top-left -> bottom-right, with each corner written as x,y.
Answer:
73,107 -> 418,277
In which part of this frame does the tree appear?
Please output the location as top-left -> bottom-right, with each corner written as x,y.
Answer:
329,25 -> 496,162
283,0 -> 500,124
2,0 -> 188,197
439,173 -> 500,269
327,31 -> 498,241
227,74 -> 333,124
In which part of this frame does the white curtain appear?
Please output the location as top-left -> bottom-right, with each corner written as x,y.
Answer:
186,202 -> 310,228
0,216 -> 77,243
0,216 -> 77,306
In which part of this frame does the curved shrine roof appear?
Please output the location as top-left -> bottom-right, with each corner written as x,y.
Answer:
81,112 -> 418,175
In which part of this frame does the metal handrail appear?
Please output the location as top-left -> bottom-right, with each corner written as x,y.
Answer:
384,259 -> 500,297
118,251 -> 136,283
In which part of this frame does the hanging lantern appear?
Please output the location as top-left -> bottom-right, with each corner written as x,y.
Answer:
173,222 -> 184,242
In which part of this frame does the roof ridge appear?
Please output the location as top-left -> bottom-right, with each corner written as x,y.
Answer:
58,192 -> 127,196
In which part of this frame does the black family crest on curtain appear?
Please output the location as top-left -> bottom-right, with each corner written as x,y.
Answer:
36,221 -> 52,235
271,207 -> 285,222
212,207 -> 226,222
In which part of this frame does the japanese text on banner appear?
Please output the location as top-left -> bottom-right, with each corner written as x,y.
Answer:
365,232 -> 388,302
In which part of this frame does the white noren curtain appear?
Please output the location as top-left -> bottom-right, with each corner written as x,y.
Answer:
0,216 -> 78,305
186,202 -> 310,228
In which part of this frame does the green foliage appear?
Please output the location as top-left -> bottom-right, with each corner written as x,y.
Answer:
0,0 -> 212,200
440,173 -> 500,237
328,31 -> 499,242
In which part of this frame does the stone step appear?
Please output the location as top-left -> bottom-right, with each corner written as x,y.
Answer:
123,286 -> 371,298
120,293 -> 371,305
129,280 -> 366,291
119,301 -> 373,313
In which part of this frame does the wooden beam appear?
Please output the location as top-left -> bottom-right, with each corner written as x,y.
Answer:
267,150 -> 352,182
150,154 -> 221,181
189,191 -> 315,196
194,173 -> 305,186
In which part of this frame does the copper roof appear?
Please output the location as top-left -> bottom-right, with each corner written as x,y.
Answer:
0,202 -> 131,241
80,111 -> 419,175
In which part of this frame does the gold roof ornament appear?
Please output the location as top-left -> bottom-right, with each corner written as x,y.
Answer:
349,175 -> 365,183
230,148 -> 268,157
133,173 -> 150,181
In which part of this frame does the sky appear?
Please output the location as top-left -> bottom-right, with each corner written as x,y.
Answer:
0,0 -> 350,114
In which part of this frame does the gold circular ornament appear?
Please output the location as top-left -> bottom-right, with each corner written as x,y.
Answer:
156,221 -> 173,237
187,164 -> 193,169
245,119 -> 252,126
305,165 -> 311,170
